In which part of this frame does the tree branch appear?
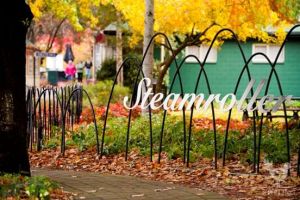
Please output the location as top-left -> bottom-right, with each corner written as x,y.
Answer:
46,17 -> 66,52
157,42 -> 172,50
155,23 -> 219,92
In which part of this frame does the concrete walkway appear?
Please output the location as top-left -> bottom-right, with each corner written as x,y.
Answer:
32,168 -> 228,200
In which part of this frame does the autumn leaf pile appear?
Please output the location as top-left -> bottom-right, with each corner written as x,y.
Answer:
193,118 -> 251,132
30,148 -> 300,200
79,102 -> 141,123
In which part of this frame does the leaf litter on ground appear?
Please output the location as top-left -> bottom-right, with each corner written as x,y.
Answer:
30,148 -> 300,200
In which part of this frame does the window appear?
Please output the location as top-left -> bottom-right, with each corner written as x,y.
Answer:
252,44 -> 284,63
185,45 -> 217,63
268,45 -> 284,63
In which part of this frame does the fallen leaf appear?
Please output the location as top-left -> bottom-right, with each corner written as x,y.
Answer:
131,194 -> 144,198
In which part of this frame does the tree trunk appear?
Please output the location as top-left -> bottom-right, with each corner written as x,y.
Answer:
116,12 -> 123,85
143,0 -> 154,82
142,0 -> 154,113
0,0 -> 33,175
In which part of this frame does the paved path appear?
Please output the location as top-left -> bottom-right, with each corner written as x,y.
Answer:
32,168 -> 228,200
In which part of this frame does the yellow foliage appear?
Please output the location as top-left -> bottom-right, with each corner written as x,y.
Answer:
105,0 -> 295,46
29,0 -> 298,46
28,0 -> 101,31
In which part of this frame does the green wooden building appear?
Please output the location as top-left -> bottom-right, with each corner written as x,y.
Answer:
166,29 -> 300,98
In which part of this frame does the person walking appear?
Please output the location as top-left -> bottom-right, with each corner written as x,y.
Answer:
84,60 -> 93,80
76,61 -> 84,82
65,60 -> 76,81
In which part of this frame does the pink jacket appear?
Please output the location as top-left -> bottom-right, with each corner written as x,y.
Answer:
65,64 -> 76,76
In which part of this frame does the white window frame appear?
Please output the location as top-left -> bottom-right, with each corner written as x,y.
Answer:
252,44 -> 285,64
185,45 -> 217,63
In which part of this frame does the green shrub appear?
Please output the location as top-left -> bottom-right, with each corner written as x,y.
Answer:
0,174 -> 24,198
123,52 -> 142,88
72,132 -> 87,152
96,58 -> 116,81
96,54 -> 142,88
44,126 -> 61,149
69,124 -> 98,151
0,174 -> 58,200
83,80 -> 130,106
260,123 -> 300,164
25,176 -> 58,200
44,137 -> 60,149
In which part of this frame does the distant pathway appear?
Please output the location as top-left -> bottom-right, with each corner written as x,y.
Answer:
32,168 -> 228,200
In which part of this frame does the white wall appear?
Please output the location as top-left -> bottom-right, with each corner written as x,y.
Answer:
93,43 -> 116,71
46,54 -> 64,71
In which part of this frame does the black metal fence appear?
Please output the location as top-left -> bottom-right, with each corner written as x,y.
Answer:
25,85 -> 97,153
26,25 -> 300,176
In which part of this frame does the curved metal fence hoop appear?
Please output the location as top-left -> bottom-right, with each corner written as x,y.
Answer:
260,24 -> 300,176
126,59 -> 157,161
183,55 -> 217,167
161,54 -> 218,168
175,28 -> 256,169
221,52 -> 290,173
100,57 -> 155,161
222,52 -> 261,169
138,32 -> 188,163
182,28 -> 253,168
256,51 -> 290,174
124,57 -> 144,161
33,88 -> 63,122
61,87 -> 99,155
222,52 -> 273,170
101,57 -> 141,158
222,26 -> 300,171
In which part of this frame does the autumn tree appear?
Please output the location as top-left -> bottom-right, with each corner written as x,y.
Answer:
0,0 -> 33,175
99,0 -> 134,85
105,0 -> 300,92
27,0 -> 108,52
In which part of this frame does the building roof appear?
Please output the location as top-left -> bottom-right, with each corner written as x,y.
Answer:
266,25 -> 300,36
103,22 -> 130,36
